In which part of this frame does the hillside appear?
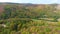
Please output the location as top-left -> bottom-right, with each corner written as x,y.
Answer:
0,3 -> 60,34
0,3 -> 59,19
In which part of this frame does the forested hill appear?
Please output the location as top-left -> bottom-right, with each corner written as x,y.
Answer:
1,3 -> 60,34
0,3 -> 59,20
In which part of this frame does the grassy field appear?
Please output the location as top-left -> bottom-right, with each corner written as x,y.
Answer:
0,18 -> 60,34
20,19 -> 60,34
19,19 -> 60,34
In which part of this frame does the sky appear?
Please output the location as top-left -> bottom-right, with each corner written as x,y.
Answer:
0,0 -> 60,4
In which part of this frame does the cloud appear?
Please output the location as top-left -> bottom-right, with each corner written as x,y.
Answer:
0,0 -> 59,4
0,0 -> 19,2
30,0 -> 58,4
0,0 -> 12,2
51,0 -> 58,3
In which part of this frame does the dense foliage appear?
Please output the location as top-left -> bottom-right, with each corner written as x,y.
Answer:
0,3 -> 60,34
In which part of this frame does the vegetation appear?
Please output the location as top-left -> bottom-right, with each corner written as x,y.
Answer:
0,3 -> 60,34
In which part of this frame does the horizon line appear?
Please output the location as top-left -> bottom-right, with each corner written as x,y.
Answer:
0,2 -> 60,4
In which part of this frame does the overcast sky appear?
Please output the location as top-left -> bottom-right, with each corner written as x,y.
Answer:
0,0 -> 60,4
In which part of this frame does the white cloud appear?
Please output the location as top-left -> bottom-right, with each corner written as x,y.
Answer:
0,0 -> 12,2
0,0 -> 59,4
51,0 -> 58,3
0,0 -> 19,2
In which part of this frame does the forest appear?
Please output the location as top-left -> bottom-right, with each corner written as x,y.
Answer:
0,3 -> 60,34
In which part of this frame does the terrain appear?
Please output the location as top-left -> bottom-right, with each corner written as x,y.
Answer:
0,2 -> 60,34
